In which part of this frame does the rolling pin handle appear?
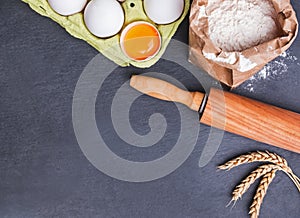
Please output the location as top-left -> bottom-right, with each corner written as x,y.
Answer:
198,93 -> 209,120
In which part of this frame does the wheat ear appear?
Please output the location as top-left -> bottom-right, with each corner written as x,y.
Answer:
249,169 -> 277,218
218,151 -> 288,171
231,164 -> 280,202
219,151 -> 300,191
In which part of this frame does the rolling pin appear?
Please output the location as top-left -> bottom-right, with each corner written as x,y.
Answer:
130,75 -> 300,153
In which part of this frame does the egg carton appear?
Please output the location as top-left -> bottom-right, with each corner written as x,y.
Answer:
22,0 -> 190,68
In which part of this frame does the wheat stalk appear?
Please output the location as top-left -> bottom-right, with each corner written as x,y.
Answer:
231,164 -> 280,202
219,151 -> 300,192
249,169 -> 278,218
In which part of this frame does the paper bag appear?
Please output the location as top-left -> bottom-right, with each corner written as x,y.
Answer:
189,0 -> 298,88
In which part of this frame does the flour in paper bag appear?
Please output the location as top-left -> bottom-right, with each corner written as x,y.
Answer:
207,0 -> 280,52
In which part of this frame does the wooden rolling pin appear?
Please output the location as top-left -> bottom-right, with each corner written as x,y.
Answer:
130,75 -> 300,153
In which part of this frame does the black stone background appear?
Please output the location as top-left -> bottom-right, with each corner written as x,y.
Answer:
1,0 -> 300,217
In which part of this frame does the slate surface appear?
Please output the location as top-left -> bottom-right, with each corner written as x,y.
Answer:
1,0 -> 300,217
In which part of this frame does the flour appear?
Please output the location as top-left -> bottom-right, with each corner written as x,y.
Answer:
207,0 -> 279,52
241,50 -> 299,92
202,52 -> 257,72
203,52 -> 237,64
238,55 -> 257,72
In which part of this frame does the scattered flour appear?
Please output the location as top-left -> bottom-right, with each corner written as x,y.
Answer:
241,50 -> 299,92
207,0 -> 279,52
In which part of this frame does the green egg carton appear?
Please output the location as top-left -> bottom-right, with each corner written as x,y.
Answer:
22,0 -> 190,68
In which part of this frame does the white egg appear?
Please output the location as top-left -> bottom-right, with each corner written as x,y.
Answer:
48,0 -> 88,16
84,0 -> 125,38
144,0 -> 184,24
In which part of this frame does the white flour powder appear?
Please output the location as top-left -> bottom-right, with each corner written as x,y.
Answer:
207,0 -> 279,52
241,51 -> 299,92
202,52 -> 258,72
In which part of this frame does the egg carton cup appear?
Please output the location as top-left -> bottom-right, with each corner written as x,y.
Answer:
22,0 -> 190,68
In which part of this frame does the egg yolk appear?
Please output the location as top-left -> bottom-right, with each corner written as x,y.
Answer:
121,23 -> 161,61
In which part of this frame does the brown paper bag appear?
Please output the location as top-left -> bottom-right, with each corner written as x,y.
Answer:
189,0 -> 298,88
